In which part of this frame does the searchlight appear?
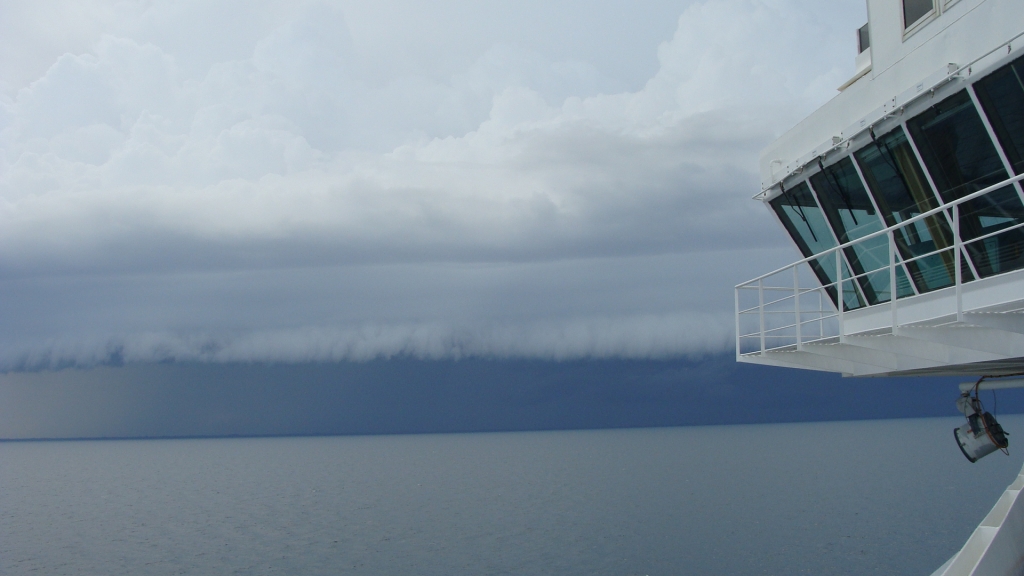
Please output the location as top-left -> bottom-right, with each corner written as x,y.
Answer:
954,377 -> 1019,463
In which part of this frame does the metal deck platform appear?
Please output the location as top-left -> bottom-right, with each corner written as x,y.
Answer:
737,173 -> 1024,377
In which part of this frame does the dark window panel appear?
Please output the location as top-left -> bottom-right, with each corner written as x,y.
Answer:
858,23 -> 870,54
906,89 -> 1009,203
907,88 -> 1024,278
974,56 -> 1024,176
811,251 -> 864,312
840,260 -> 866,312
854,127 -> 955,292
810,158 -> 889,305
769,182 -> 836,258
895,265 -> 916,299
963,225 -> 1024,278
903,0 -> 934,29
962,254 -> 976,286
954,186 -> 1024,242
854,128 -> 941,226
770,182 -> 844,308
903,249 -> 964,291
862,263 -> 917,303
843,238 -> 891,305
810,157 -> 884,243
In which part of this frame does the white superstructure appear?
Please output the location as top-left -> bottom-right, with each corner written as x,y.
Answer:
735,1 -> 1024,573
737,0 -> 1024,378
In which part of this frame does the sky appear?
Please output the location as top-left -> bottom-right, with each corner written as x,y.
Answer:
0,0 -> 894,438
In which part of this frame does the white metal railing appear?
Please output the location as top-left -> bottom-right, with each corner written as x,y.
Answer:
736,171 -> 1024,358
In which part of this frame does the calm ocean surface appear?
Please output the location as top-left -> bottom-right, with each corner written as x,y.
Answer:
3,416 -> 1024,575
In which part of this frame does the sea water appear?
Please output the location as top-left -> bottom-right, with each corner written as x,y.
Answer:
2,416 -> 1023,575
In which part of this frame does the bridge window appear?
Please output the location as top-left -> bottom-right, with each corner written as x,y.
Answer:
974,56 -> 1024,176
810,158 -> 901,305
769,182 -> 835,257
770,183 -> 861,309
907,90 -> 1009,202
854,127 -> 960,293
903,0 -> 935,31
810,158 -> 883,244
906,89 -> 1024,278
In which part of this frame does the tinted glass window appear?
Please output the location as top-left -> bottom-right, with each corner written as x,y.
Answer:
810,158 -> 883,243
963,226 -> 1024,277
810,158 -> 891,304
975,56 -> 1024,176
858,24 -> 870,53
770,183 -> 858,308
907,89 -> 1024,278
854,127 -> 957,292
855,128 -> 940,226
906,90 -> 1009,202
903,0 -> 934,28
769,182 -> 835,257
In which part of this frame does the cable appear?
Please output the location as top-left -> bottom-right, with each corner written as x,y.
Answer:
970,375 -> 1010,453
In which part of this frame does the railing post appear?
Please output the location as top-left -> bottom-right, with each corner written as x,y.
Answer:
793,265 -> 801,349
758,278 -> 765,354
954,204 -> 964,323
735,286 -> 741,359
836,248 -> 844,341
889,231 -> 897,334
819,286 -> 824,340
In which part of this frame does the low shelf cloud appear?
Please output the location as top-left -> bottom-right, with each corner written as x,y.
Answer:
7,313 -> 735,371
0,0 -> 863,369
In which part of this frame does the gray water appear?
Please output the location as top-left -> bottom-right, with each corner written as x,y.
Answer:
3,417 -> 1024,575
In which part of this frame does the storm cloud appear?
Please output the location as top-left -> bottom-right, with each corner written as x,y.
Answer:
0,0 -> 865,369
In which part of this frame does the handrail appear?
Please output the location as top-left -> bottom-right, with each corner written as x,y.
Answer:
736,171 -> 1024,288
736,168 -> 1024,356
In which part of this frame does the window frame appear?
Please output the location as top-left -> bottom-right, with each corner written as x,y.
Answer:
902,0 -> 939,40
